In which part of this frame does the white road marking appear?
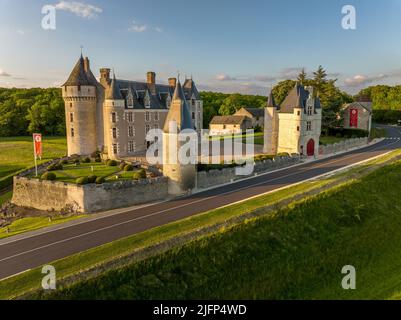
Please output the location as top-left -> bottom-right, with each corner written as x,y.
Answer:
0,138 -> 399,267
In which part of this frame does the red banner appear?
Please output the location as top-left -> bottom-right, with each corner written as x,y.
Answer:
33,133 -> 42,157
350,108 -> 358,128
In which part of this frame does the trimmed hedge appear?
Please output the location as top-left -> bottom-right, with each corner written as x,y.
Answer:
41,172 -> 56,181
87,175 -> 97,183
327,127 -> 369,138
132,169 -> 146,180
76,177 -> 89,185
95,177 -> 105,184
124,164 -> 134,171
107,160 -> 118,167
82,157 -> 91,163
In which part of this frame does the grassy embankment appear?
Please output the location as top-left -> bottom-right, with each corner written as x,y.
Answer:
35,152 -> 401,300
0,148 -> 400,299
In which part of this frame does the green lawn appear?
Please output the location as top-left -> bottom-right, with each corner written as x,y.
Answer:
0,136 -> 67,191
0,152 -> 401,299
319,135 -> 347,146
32,155 -> 401,300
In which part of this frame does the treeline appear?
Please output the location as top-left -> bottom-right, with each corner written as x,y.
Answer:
200,92 -> 266,126
0,87 -> 65,137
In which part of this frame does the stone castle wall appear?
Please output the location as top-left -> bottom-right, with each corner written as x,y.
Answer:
319,137 -> 369,155
196,155 -> 300,190
12,176 -> 168,213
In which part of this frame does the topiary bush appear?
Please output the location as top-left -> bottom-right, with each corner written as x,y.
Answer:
95,157 -> 102,163
76,177 -> 89,185
95,177 -> 106,184
47,164 -> 56,171
107,159 -> 118,166
74,159 -> 80,165
41,172 -> 56,181
60,159 -> 68,165
132,168 -> 146,180
124,164 -> 134,171
82,157 -> 91,163
87,175 -> 97,183
119,162 -> 126,170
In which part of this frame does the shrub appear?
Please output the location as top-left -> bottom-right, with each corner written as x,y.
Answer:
91,150 -> 101,158
277,152 -> 290,157
107,160 -> 118,166
47,164 -> 56,171
76,177 -> 89,185
95,177 -> 106,184
95,157 -> 101,163
132,169 -> 146,180
60,159 -> 68,165
88,175 -> 97,183
82,157 -> 91,163
41,172 -> 56,181
74,159 -> 80,165
124,164 -> 134,171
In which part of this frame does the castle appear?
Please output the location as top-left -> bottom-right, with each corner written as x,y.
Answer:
264,84 -> 322,156
62,55 -> 203,159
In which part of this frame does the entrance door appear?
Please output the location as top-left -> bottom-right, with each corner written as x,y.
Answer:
350,108 -> 358,128
307,139 -> 315,156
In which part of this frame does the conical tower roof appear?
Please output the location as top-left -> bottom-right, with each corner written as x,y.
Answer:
267,91 -> 278,108
63,54 -> 97,86
163,78 -> 193,133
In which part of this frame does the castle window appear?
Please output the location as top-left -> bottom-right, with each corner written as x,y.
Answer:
127,98 -> 133,108
128,141 -> 135,152
154,123 -> 159,130
127,112 -> 133,122
307,106 -> 313,115
111,112 -> 116,123
113,144 -> 117,154
78,85 -> 81,92
307,121 -> 312,131
112,127 -> 117,139
128,126 -> 134,137
192,99 -> 195,106
70,113 -> 74,123
145,112 -> 150,122
192,112 -> 195,120
145,124 -> 151,134
297,111 -> 301,116
71,128 -> 74,137
70,103 -> 73,108
297,126 -> 300,132
154,112 -> 159,121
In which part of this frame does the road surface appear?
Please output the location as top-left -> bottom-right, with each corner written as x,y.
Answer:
0,126 -> 400,280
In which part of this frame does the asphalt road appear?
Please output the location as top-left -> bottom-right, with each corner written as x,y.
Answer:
0,126 -> 401,280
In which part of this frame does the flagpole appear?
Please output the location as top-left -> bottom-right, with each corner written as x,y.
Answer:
33,135 -> 38,177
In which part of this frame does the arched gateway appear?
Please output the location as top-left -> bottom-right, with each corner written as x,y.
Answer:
307,139 -> 315,156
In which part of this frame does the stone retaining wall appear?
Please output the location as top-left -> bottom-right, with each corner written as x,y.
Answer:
319,137 -> 369,155
196,155 -> 300,190
11,176 -> 168,213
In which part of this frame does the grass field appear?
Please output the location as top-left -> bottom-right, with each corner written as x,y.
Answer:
32,156 -> 401,300
0,136 -> 67,183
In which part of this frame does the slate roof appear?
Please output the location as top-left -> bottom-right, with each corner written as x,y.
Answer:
267,91 -> 279,109
210,115 -> 247,125
112,77 -> 200,110
63,55 -> 98,87
342,101 -> 373,113
241,107 -> 265,118
163,80 -> 193,133
280,83 -> 321,114
106,74 -> 123,100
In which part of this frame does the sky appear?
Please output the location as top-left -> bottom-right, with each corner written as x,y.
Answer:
1,0 -> 401,95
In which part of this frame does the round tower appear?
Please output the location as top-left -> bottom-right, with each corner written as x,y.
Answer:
263,91 -> 279,155
162,78 -> 197,195
62,55 -> 98,156
103,72 -> 126,159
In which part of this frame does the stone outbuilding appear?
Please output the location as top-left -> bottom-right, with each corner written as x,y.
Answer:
342,100 -> 373,132
234,107 -> 265,128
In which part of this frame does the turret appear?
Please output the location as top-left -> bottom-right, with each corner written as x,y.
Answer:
62,55 -> 98,156
263,90 -> 279,154
103,72 -> 125,159
162,78 -> 197,195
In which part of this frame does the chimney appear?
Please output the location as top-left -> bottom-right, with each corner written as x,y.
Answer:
100,68 -> 111,84
168,77 -> 177,88
84,57 -> 90,72
147,71 -> 156,85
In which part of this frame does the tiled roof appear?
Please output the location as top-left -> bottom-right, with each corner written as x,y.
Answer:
280,83 -> 321,113
210,115 -> 247,125
241,107 -> 265,117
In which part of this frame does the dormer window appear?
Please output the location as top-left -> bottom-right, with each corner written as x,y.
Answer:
144,92 -> 151,108
127,98 -> 133,108
307,106 -> 313,115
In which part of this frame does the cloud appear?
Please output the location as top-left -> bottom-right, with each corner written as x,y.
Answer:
215,73 -> 238,81
344,74 -> 387,87
128,20 -> 147,32
54,1 -> 102,19
17,30 -> 25,35
155,27 -> 163,33
0,69 -> 11,77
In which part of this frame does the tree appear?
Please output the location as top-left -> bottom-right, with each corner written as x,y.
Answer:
313,65 -> 328,93
271,80 -> 296,105
297,68 -> 308,85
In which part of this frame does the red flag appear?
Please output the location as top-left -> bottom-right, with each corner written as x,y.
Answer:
33,133 -> 42,157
